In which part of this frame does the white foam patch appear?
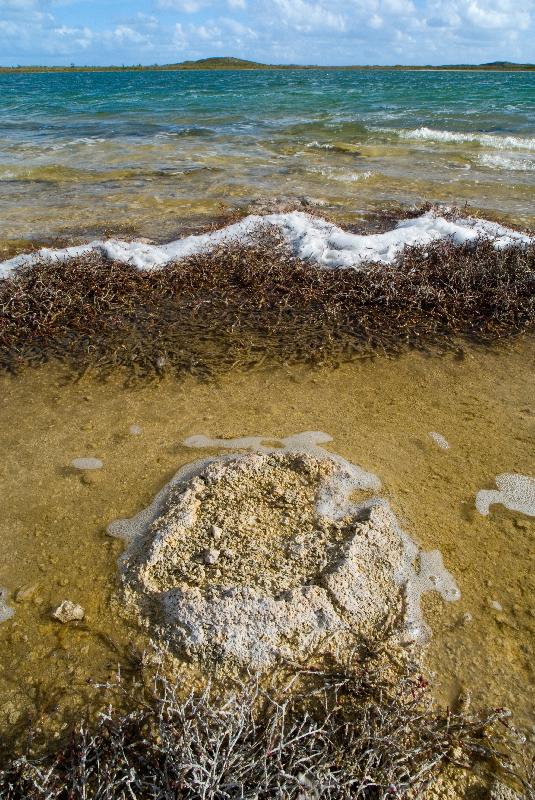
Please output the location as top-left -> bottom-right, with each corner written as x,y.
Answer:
1,210 -> 532,279
429,432 -> 450,450
71,457 -> 104,470
0,588 -> 14,624
398,127 -> 535,151
476,473 -> 535,517
478,153 -> 535,172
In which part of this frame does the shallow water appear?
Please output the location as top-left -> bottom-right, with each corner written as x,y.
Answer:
0,70 -> 534,257
0,341 -> 533,742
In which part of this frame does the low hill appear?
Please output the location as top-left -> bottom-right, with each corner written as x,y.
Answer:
172,57 -> 269,69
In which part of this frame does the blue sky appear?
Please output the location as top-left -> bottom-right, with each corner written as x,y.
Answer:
0,0 -> 533,67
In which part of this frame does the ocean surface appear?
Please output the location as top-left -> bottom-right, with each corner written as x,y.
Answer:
1,69 -> 534,251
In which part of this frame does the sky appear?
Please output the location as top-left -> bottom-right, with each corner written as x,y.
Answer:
0,0 -> 533,67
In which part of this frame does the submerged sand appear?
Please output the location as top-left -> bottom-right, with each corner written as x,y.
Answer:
0,339 -> 533,741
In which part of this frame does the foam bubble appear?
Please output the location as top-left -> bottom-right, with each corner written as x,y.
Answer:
0,588 -> 14,624
476,473 -> 535,517
71,457 -> 104,470
478,153 -> 535,172
429,432 -> 450,450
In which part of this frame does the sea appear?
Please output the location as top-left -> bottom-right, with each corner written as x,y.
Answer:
0,68 -> 534,254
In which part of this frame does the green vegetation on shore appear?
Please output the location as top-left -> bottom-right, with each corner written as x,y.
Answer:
1,56 -> 534,73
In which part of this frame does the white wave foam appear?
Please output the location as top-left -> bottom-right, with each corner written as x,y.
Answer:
306,141 -> 335,150
1,210 -> 532,278
398,127 -> 535,151
478,152 -> 535,172
307,166 -> 374,182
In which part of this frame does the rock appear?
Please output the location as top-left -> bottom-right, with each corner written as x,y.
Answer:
200,548 -> 220,565
489,599 -> 503,611
111,433 -> 460,670
209,525 -> 223,541
129,424 -> 143,436
52,600 -> 85,624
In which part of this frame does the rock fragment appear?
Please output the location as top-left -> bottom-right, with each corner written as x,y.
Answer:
52,600 -> 85,623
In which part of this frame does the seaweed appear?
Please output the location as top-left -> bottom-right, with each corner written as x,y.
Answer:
0,230 -> 533,380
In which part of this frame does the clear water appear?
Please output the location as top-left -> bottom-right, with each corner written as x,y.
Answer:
1,69 -> 534,253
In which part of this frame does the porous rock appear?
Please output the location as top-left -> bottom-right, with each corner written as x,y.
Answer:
110,433 -> 459,670
52,600 -> 85,623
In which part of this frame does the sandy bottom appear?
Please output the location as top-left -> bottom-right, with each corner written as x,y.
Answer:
0,340 -> 533,743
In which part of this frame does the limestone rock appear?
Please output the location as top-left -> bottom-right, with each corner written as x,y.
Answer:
52,600 -> 85,623
110,432 -> 460,670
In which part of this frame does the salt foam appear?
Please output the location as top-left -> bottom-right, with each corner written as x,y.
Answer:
0,588 -> 14,624
476,473 -> 535,517
1,210 -> 532,279
108,432 -> 460,669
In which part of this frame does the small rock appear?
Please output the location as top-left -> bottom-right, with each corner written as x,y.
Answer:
52,600 -> 85,624
200,549 -> 220,565
488,599 -> 503,612
209,525 -> 223,541
129,424 -> 143,436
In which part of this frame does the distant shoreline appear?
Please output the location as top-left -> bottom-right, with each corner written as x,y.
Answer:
2,62 -> 534,74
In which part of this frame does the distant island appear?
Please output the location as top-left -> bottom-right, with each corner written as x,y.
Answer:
1,56 -> 534,73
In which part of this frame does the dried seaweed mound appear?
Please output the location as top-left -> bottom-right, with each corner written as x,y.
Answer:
0,655 -> 532,800
1,231 -> 533,378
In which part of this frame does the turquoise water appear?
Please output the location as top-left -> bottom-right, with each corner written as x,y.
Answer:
1,69 -> 534,248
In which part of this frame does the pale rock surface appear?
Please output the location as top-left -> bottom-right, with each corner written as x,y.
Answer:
109,432 -> 459,669
52,599 -> 85,623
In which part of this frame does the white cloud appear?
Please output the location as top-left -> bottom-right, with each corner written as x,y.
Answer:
0,0 -> 533,66
272,0 -> 347,32
157,0 -> 209,11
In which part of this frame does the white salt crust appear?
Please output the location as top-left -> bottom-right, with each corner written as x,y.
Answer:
1,210 -> 532,278
476,473 -> 535,517
108,432 -> 460,669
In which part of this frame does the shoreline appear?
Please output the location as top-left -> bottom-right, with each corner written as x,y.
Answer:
2,64 -> 535,74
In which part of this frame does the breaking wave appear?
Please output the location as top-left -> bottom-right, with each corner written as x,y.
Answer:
397,127 -> 535,151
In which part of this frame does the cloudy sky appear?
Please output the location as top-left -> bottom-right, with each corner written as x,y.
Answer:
0,0 -> 533,67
